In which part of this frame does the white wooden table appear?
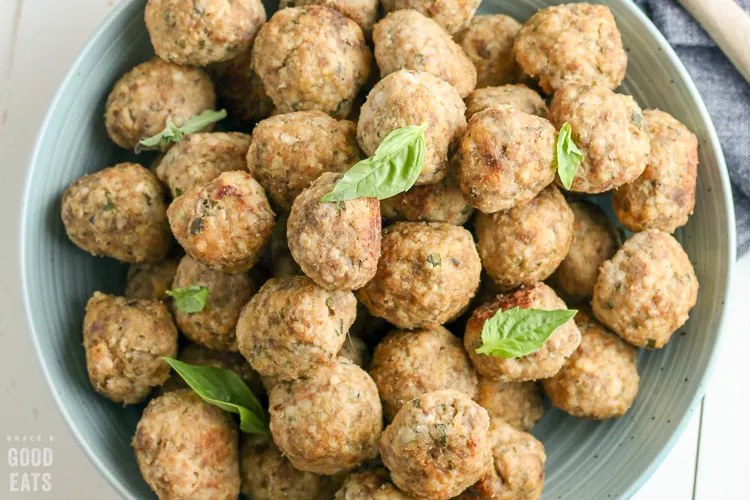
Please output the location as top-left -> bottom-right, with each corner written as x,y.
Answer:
0,0 -> 747,498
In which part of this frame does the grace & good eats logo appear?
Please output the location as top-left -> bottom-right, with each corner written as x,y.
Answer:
6,435 -> 53,493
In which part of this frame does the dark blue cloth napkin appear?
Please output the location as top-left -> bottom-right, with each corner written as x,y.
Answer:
633,0 -> 750,256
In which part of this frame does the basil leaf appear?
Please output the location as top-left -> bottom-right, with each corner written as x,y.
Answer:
475,307 -> 577,359
166,285 -> 209,313
320,124 -> 427,202
555,122 -> 584,190
162,357 -> 269,435
138,109 -> 227,150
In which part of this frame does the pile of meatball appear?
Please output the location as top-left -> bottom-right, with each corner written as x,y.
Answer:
60,1 -> 700,499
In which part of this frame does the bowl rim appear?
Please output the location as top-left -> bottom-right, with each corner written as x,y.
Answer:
18,0 -> 737,498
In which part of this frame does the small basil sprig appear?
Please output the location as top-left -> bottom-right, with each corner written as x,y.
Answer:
163,357 -> 269,435
321,124 -> 427,202
555,122 -> 584,190
475,307 -> 577,359
166,285 -> 208,313
138,109 -> 227,150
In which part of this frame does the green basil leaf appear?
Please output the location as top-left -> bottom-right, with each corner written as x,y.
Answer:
166,285 -> 209,313
178,109 -> 228,135
320,124 -> 427,202
475,307 -> 577,359
555,122 -> 584,190
138,109 -> 227,150
162,357 -> 269,435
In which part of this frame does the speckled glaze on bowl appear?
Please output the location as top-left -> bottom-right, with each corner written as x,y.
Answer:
20,0 -> 735,498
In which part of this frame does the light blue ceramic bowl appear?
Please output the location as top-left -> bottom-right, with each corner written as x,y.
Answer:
20,0 -> 736,498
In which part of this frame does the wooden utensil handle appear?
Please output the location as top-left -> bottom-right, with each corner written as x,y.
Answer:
677,0 -> 750,83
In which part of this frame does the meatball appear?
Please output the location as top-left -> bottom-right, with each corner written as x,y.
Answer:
155,132 -> 251,199
475,379 -> 544,432
83,292 -> 177,404
465,84 -> 548,119
358,222 -> 481,329
460,419 -> 546,500
61,163 -> 171,263
373,10 -> 476,98
380,0 -> 481,35
167,170 -> 275,273
370,326 -> 479,420
125,257 -> 179,302
339,335 -> 371,369
549,84 -> 651,193
104,58 -> 215,150
464,283 -> 582,381
280,0 -> 380,34
236,276 -> 357,380
592,230 -> 698,349
380,389 -> 491,499
543,311 -> 639,419
288,173 -> 381,290
358,70 -> 466,186
269,360 -> 383,474
207,49 -> 274,125
145,0 -> 266,66
252,6 -> 372,118
248,111 -> 361,210
513,3 -> 627,94
335,469 -> 412,500
380,171 -> 475,225
613,109 -> 699,233
133,389 -> 240,499
457,15 -> 522,88
476,185 -> 574,290
552,201 -> 620,300
457,107 -> 557,213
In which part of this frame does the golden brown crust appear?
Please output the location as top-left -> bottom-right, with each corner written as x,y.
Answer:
380,0 -> 481,35
465,84 -> 548,120
475,379 -> 544,432
457,15 -> 523,88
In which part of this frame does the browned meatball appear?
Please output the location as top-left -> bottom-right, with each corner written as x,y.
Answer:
380,0 -> 481,35
206,49 -> 274,125
358,222 -> 481,329
457,15 -> 523,88
335,469 -> 413,499
476,185 -> 574,290
280,0 -> 380,33
380,171 -> 475,225
125,257 -> 179,302
167,170 -> 275,273
83,292 -> 177,404
475,378 -> 544,432
592,230 -> 698,349
61,163 -> 171,263
133,389 -> 240,499
613,109 -> 699,233
465,84 -> 548,119
464,283 -> 581,381
457,107 -> 557,213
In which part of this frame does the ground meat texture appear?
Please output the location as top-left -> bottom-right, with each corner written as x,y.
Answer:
248,112 -> 361,210
358,222 -> 481,329
104,58 -> 215,150
207,49 -> 274,125
380,171 -> 475,225
543,311 -> 639,419
592,230 -> 698,349
61,163 -> 171,263
464,283 -> 582,381
457,15 -> 522,89
549,84 -> 651,193
133,389 -> 240,499
335,469 -> 413,499
380,0 -> 480,35
236,276 -> 357,380
513,3 -> 627,94
358,70 -> 467,186
552,201 -> 619,300
459,418 -> 546,500
288,173 -> 381,290
125,257 -> 179,302
167,170 -> 275,272
269,360 -> 383,474
145,0 -> 266,66
252,6 -> 372,118
465,84 -> 548,120
476,185 -> 574,290
373,10 -> 476,98
380,389 -> 491,499
613,109 -> 699,233
280,0 -> 380,34
457,107 -> 557,214
475,379 -> 544,432
83,292 -> 177,404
